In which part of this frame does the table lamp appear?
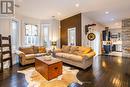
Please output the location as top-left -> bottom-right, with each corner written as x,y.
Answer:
51,41 -> 57,57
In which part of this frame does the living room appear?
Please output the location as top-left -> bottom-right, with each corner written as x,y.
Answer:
0,0 -> 130,87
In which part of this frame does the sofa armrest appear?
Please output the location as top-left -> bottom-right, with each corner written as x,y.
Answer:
82,51 -> 96,59
15,50 -> 25,58
54,48 -> 62,53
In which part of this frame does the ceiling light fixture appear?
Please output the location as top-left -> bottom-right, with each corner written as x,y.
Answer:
111,18 -> 114,21
75,3 -> 79,7
17,0 -> 23,2
57,12 -> 61,15
115,23 -> 119,25
105,11 -> 109,14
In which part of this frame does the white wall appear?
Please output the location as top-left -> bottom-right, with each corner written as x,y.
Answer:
82,13 -> 105,55
0,18 -> 11,35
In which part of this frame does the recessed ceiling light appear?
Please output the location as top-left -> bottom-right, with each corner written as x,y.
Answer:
105,11 -> 109,14
18,0 -> 23,2
115,23 -> 120,26
75,3 -> 79,7
57,12 -> 61,15
111,18 -> 114,21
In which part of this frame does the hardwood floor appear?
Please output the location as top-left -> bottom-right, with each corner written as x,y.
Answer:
77,56 -> 130,87
0,55 -> 130,87
0,64 -> 34,87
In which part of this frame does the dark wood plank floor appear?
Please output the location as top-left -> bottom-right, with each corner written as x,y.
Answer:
76,56 -> 130,87
0,64 -> 34,87
0,55 -> 130,87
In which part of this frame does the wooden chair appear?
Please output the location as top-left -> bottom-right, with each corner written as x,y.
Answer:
0,34 -> 12,72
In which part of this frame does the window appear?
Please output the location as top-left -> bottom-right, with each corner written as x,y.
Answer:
68,27 -> 76,46
25,24 -> 38,46
43,24 -> 50,47
42,24 -> 50,48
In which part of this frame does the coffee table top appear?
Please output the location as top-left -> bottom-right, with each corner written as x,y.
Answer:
35,56 -> 62,65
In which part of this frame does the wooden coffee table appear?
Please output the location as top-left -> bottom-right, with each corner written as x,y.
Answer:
35,56 -> 62,80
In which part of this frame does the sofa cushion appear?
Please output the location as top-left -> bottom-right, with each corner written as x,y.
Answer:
35,53 -> 47,57
81,51 -> 96,58
55,53 -> 65,58
38,46 -> 46,53
25,54 -> 35,60
69,46 -> 79,54
72,51 -> 82,56
54,48 -> 62,53
64,54 -> 83,62
78,47 -> 92,54
56,53 -> 83,62
19,47 -> 34,54
33,46 -> 39,53
62,45 -> 70,53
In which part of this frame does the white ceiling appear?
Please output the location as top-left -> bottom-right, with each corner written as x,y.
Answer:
16,0 -> 130,25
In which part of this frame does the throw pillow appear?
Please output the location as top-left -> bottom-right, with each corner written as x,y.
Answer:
69,46 -> 79,54
83,48 -> 92,54
38,47 -> 46,53
79,46 -> 92,54
61,45 -> 70,53
33,46 -> 39,53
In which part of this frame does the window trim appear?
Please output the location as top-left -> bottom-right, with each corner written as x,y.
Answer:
25,24 -> 38,36
24,23 -> 39,46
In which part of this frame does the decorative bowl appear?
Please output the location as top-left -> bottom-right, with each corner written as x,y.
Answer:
44,56 -> 52,61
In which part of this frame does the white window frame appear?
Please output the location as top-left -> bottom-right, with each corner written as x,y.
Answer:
10,19 -> 19,53
24,24 -> 39,46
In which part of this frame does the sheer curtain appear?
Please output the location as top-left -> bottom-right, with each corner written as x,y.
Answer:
11,20 -> 19,53
41,24 -> 51,49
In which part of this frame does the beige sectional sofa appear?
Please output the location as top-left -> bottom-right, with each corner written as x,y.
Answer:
55,45 -> 96,69
16,46 -> 46,65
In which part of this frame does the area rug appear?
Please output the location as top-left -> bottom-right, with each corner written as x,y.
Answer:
18,66 -> 82,87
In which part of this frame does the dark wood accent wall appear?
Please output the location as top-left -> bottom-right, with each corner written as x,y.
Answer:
60,13 -> 82,47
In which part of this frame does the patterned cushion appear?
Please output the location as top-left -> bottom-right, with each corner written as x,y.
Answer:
61,45 -> 70,53
69,46 -> 79,54
78,46 -> 92,54
81,51 -> 96,58
38,46 -> 46,53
